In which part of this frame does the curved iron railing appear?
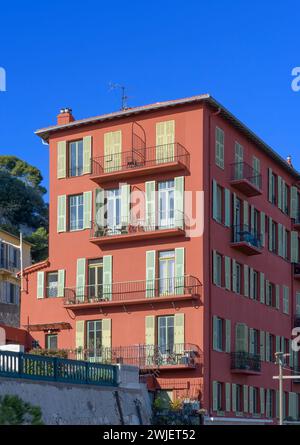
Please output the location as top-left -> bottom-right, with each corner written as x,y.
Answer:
91,142 -> 190,176
63,275 -> 202,305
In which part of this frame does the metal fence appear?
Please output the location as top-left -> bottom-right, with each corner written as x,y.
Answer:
231,351 -> 261,372
232,224 -> 262,249
0,350 -> 118,386
230,162 -> 262,189
91,143 -> 190,176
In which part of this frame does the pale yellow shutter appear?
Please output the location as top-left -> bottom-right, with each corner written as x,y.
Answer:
76,320 -> 85,353
57,269 -> 65,298
57,141 -> 67,179
102,319 -> 112,349
83,136 -> 92,174
104,131 -> 122,172
156,120 -> 175,162
174,313 -> 185,345
145,315 -> 155,345
57,195 -> 67,232
37,271 -> 44,299
83,191 -> 92,229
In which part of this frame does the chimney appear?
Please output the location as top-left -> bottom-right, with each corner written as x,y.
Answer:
57,108 -> 75,125
287,155 -> 293,167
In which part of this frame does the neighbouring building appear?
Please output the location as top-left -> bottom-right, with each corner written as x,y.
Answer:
0,230 -> 31,327
20,94 -> 300,424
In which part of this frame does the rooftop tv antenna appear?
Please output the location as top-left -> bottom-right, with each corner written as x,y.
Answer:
109,82 -> 129,111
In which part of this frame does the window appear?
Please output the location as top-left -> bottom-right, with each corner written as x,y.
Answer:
236,263 -> 241,294
252,329 -> 259,355
88,259 -> 103,301
216,185 -> 223,223
268,334 -> 275,362
270,221 -> 277,253
253,387 -> 259,414
216,317 -> 224,351
253,209 -> 259,236
46,334 -> 57,350
158,315 -> 174,353
69,140 -> 83,177
69,194 -> 84,231
216,382 -> 224,411
283,183 -> 289,214
215,127 -> 224,169
214,252 -> 222,287
87,320 -> 102,361
106,188 -> 121,232
158,180 -> 175,228
236,384 -> 242,412
252,157 -> 260,188
159,251 -> 175,295
266,282 -> 275,307
234,142 -> 244,179
46,272 -> 58,298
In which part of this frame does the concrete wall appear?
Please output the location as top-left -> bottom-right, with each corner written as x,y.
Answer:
0,377 -> 152,425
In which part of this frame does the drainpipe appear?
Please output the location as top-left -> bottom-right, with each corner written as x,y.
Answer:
207,106 -> 221,415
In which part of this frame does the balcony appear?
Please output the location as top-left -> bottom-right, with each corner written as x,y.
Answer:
229,162 -> 262,197
293,215 -> 300,232
231,225 -> 262,255
0,260 -> 19,276
231,351 -> 261,375
63,276 -> 201,309
294,264 -> 300,280
89,212 -> 186,245
90,143 -> 190,184
71,343 -> 203,371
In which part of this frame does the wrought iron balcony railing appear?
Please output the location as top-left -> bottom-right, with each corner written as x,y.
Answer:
231,351 -> 261,373
91,143 -> 190,176
63,275 -> 201,306
90,211 -> 186,239
230,162 -> 262,190
70,343 -> 203,369
232,225 -> 262,249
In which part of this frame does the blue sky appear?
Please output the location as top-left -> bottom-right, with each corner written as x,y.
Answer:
0,0 -> 299,199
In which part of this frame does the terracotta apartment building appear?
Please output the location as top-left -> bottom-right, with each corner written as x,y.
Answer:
20,94 -> 300,424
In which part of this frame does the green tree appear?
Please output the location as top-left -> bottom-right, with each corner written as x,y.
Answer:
0,394 -> 43,425
24,227 -> 48,263
0,155 -> 46,194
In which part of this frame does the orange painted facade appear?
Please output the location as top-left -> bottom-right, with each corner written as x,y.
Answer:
21,95 -> 300,423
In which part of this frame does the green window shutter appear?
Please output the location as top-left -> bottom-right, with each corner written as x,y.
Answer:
252,156 -> 260,188
57,269 -> 65,297
232,384 -> 237,412
276,336 -> 281,354
260,272 -> 265,304
243,201 -> 248,228
83,135 -> 92,174
291,186 -> 298,219
213,316 -> 218,351
145,315 -> 155,345
83,191 -> 92,229
212,179 -> 218,221
103,255 -> 112,300
175,247 -> 185,294
76,258 -> 86,301
289,340 -> 294,368
225,256 -> 231,290
145,181 -> 156,228
225,383 -> 231,412
283,285 -> 289,314
102,318 -> 112,349
296,292 -> 300,314
225,319 -> 231,353
266,389 -> 271,417
75,320 -> 85,350
249,387 -> 254,414
260,388 -> 265,415
215,127 -> 224,169
156,120 -> 175,162
275,284 -> 280,310
291,231 -> 299,263
250,205 -> 255,232
249,328 -> 254,354
278,223 -> 283,256
232,259 -> 237,293
174,176 -> 184,228
249,268 -> 254,299
243,385 -> 248,413
224,188 -> 231,227
260,330 -> 265,361
236,323 -> 248,352
278,176 -> 282,210
233,192 -> 237,225
212,381 -> 218,411
57,141 -> 67,179
37,271 -> 44,299
268,217 -> 273,252
146,250 -> 156,298
268,168 -> 273,203
95,188 -> 105,228
121,184 -> 131,226
213,250 -> 218,286
265,332 -> 270,362
260,212 -> 265,247
57,195 -> 67,233
174,313 -> 184,345
244,264 -> 249,297
265,279 -> 269,304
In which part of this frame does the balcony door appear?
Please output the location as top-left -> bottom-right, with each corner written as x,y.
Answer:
87,320 -> 102,362
106,188 -> 121,234
88,259 -> 103,301
158,315 -> 174,356
234,142 -> 244,179
158,180 -> 175,228
159,250 -> 175,296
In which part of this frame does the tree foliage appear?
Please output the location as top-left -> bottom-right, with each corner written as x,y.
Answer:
0,394 -> 43,425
